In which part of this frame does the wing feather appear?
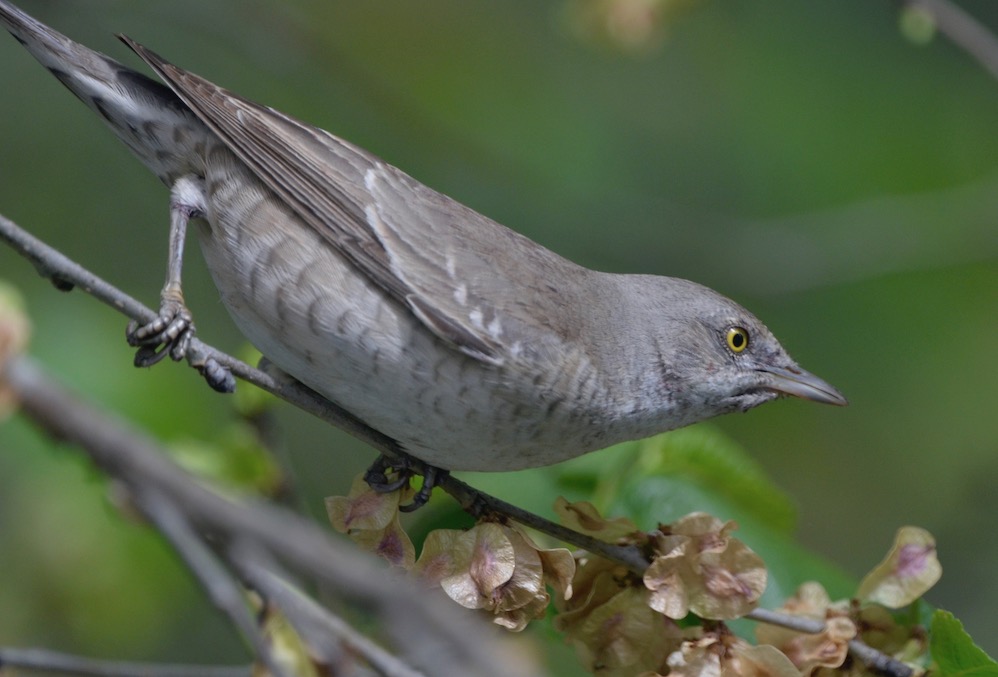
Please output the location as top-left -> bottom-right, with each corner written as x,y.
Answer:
120,37 -> 583,366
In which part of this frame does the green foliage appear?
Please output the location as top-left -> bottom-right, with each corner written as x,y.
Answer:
167,424 -> 285,496
624,427 -> 798,533
0,418 -> 197,654
931,611 -> 998,677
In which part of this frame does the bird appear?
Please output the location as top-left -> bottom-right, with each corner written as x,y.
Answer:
0,2 -> 845,480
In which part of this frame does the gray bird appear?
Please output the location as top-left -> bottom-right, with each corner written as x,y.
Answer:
0,2 -> 845,476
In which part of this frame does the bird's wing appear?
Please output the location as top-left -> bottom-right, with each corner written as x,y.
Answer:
121,37 -> 579,366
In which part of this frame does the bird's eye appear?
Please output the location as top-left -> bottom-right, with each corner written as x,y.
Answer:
726,326 -> 749,353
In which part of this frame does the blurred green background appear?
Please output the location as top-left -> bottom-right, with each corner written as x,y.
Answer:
1,0 -> 996,671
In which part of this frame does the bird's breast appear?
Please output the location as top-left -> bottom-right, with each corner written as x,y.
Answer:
189,159 -> 623,470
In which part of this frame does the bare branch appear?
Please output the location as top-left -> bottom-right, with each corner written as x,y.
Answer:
1,353 -> 539,677
0,648 -> 248,677
138,490 -> 292,677
237,555 -> 419,677
902,0 -> 998,81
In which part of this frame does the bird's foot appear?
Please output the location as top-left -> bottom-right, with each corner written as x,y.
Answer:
364,455 -> 411,492
127,293 -> 195,367
364,454 -> 449,512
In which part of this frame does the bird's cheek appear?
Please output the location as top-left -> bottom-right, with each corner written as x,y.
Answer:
734,389 -> 779,412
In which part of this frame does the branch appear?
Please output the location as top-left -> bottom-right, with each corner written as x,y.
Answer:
236,554 -> 420,677
0,648 -> 248,677
900,0 -> 998,81
2,354 -> 536,677
747,609 -> 915,677
137,490 -> 292,677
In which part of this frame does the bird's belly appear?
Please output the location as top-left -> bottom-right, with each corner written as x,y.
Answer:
194,185 -> 608,471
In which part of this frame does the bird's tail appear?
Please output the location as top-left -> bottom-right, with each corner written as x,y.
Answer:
0,0 -> 207,185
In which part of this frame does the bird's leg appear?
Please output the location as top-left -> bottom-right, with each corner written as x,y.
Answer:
364,454 -> 449,512
127,176 -> 206,367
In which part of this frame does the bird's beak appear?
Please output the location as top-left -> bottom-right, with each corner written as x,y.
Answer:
756,365 -> 848,406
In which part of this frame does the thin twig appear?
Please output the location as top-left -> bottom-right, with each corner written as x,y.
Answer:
236,553 -> 420,677
138,490 -> 292,677
0,648 -> 248,677
747,608 -> 915,677
746,607 -> 826,634
901,0 -> 998,81
441,472 -> 650,572
847,639 -> 917,677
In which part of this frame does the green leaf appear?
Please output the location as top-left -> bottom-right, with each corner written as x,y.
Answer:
626,426 -> 797,534
931,610 -> 998,677
167,422 -> 285,496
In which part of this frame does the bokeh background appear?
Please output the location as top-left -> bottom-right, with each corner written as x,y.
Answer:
1,0 -> 996,671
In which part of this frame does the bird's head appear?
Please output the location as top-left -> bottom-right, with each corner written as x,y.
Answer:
632,277 -> 848,418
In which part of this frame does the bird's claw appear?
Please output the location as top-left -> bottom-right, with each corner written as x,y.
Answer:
364,454 -> 448,512
198,356 -> 236,393
364,456 -> 411,492
127,298 -> 195,366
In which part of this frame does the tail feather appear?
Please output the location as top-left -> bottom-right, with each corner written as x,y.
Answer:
0,0 -> 208,185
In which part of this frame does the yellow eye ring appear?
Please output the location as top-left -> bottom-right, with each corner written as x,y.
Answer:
726,326 -> 749,353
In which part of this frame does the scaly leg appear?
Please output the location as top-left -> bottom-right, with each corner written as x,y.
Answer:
127,176 -> 207,367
